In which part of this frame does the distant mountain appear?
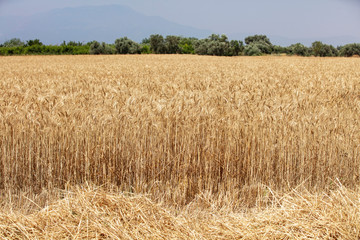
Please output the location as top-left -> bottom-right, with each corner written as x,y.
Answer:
1,5 -> 358,46
0,5 -> 211,44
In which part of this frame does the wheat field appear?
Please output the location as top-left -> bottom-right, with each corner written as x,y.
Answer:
0,55 -> 360,239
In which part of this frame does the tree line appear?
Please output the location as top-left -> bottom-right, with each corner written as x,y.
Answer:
1,34 -> 359,57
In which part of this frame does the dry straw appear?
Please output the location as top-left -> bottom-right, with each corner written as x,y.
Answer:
0,183 -> 360,239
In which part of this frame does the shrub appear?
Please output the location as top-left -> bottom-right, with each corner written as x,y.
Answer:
102,42 -> 116,54
244,35 -> 273,55
165,35 -> 181,54
311,41 -> 337,57
89,41 -> 104,54
339,43 -> 360,57
150,34 -> 166,54
140,44 -> 151,54
245,35 -> 271,45
2,38 -> 25,47
179,38 -> 196,54
244,44 -> 262,56
26,39 -> 43,47
288,43 -> 310,56
194,34 -> 231,56
115,37 -> 140,54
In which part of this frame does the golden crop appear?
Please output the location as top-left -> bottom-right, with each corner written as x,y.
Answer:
1,55 -> 360,238
1,55 -> 359,203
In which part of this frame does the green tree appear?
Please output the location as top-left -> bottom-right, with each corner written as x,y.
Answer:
328,44 -> 338,56
179,37 -> 196,54
61,41 -> 83,46
194,34 -> 231,56
140,44 -> 151,54
339,43 -> 360,57
208,41 -> 228,56
59,42 -> 90,55
102,42 -> 116,54
245,35 -> 271,45
165,35 -> 180,54
89,41 -> 104,54
311,41 -> 337,57
272,45 -> 288,55
24,45 -> 45,54
3,38 -> 25,47
311,41 -> 322,56
149,34 -> 166,54
141,38 -> 150,44
26,39 -> 43,46
244,35 -> 273,54
244,44 -> 262,56
115,37 -> 140,54
194,39 -> 208,55
288,43 -> 309,56
229,40 -> 243,56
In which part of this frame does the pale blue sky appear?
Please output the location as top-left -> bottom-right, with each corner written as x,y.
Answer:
1,0 -> 359,40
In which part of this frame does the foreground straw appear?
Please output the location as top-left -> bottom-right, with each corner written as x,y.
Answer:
1,183 -> 359,239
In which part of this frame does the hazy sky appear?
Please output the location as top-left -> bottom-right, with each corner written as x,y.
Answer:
1,0 -> 359,40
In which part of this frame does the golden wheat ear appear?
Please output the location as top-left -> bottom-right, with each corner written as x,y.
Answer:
0,55 -> 359,238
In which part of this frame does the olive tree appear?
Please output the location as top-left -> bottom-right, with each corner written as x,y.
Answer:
3,38 -> 25,47
26,39 -> 43,46
115,37 -> 140,54
165,35 -> 181,54
244,34 -> 273,55
288,43 -> 309,56
89,41 -> 104,54
149,34 -> 166,54
311,41 -> 338,57
339,43 -> 360,57
244,44 -> 262,56
194,34 -> 233,56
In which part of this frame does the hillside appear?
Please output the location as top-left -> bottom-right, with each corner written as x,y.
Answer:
0,5 -> 211,44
